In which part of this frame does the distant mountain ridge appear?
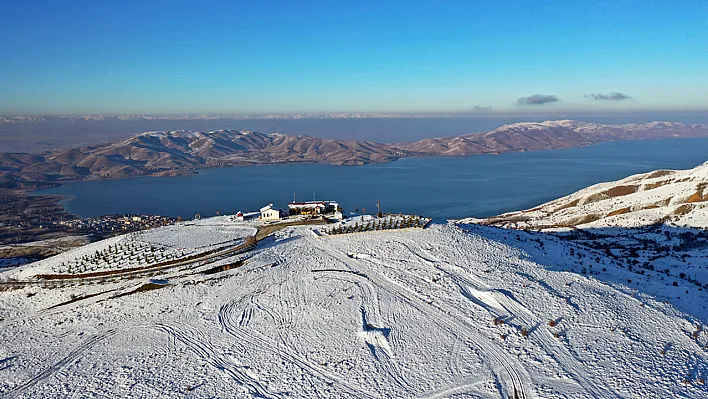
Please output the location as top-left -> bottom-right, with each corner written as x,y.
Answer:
396,120 -> 708,155
0,129 -> 408,186
2,120 -> 708,188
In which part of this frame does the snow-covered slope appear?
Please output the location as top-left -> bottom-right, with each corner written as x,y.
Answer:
1,221 -> 706,398
461,160 -> 708,230
457,160 -> 708,326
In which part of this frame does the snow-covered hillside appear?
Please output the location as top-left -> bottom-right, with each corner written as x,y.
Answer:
460,160 -> 708,230
1,220 -> 706,398
457,161 -> 708,325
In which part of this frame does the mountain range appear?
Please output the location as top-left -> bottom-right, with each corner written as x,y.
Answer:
3,120 -> 708,189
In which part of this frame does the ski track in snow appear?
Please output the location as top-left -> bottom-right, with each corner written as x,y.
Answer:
312,269 -> 413,391
155,322 -> 282,399
217,291 -> 380,399
2,329 -> 118,399
306,235 -> 535,399
394,236 -> 626,399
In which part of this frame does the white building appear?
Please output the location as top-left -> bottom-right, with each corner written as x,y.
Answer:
260,204 -> 287,220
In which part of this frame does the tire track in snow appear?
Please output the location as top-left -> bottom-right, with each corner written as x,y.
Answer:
313,270 -> 414,391
1,329 -> 117,399
155,322 -> 283,399
415,378 -> 494,399
218,296 -> 380,399
397,236 -> 626,399
235,287 -> 277,328
309,236 -> 534,399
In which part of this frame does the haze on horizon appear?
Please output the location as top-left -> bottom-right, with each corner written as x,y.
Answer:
1,0 -> 706,116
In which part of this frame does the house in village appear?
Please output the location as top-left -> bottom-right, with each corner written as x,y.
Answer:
259,204 -> 288,220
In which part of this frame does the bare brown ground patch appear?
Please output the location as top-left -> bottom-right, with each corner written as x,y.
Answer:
603,185 -> 639,198
673,204 -> 695,216
112,283 -> 168,299
607,207 -> 632,217
481,214 -> 531,225
553,198 -> 580,212
684,182 -> 707,203
559,213 -> 603,227
686,192 -> 705,203
645,170 -> 675,179
643,180 -> 672,191
579,185 -> 638,206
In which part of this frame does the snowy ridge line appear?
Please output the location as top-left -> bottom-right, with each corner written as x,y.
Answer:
456,156 -> 708,320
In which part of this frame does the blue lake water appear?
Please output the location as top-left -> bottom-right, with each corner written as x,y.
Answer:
37,138 -> 708,221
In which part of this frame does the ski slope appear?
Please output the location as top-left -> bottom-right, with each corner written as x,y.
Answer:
1,221 -> 706,398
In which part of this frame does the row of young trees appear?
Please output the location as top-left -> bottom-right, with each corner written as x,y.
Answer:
327,215 -> 427,235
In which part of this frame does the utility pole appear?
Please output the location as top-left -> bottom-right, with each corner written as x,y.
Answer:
376,199 -> 382,218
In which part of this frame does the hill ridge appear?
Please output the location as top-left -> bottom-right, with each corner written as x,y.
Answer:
3,119 -> 708,188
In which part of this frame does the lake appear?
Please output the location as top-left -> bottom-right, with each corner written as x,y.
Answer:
38,138 -> 708,221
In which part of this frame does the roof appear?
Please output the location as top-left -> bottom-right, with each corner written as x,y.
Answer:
259,203 -> 274,212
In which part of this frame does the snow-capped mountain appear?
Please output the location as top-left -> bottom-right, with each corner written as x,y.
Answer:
3,120 -> 708,188
397,120 -> 708,155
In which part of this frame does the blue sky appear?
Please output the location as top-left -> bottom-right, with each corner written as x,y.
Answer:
1,0 -> 706,115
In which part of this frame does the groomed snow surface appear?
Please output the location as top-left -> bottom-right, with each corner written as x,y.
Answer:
1,221 -> 707,398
